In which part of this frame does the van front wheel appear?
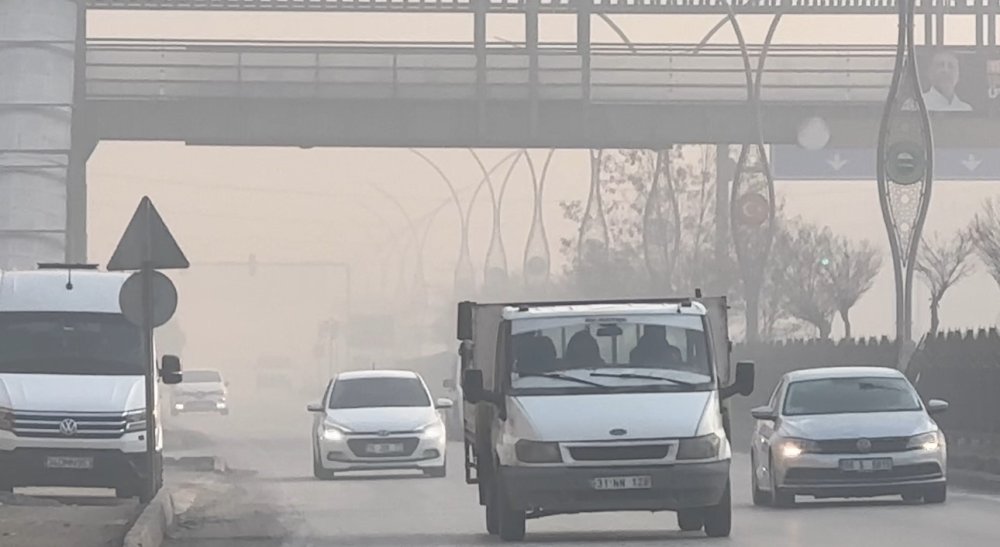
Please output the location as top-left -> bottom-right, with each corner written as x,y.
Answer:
703,480 -> 732,538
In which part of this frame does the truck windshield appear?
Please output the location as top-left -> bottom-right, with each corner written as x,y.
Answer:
0,312 -> 144,375
509,315 -> 712,391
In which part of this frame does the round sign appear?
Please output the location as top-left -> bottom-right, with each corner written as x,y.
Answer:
119,270 -> 178,328
885,141 -> 926,185
797,116 -> 831,151
736,193 -> 770,227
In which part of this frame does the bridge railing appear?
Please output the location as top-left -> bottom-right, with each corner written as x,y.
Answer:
86,40 -> 896,103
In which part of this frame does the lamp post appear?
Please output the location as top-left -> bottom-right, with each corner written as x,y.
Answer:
877,0 -> 934,353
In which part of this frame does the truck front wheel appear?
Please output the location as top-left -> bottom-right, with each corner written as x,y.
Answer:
495,476 -> 526,541
703,479 -> 732,538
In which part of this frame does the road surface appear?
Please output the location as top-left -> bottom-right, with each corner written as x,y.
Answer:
163,397 -> 1000,547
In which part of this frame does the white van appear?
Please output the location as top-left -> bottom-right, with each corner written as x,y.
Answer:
458,297 -> 754,541
0,265 -> 181,501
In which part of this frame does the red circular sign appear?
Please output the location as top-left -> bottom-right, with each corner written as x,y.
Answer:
736,194 -> 770,227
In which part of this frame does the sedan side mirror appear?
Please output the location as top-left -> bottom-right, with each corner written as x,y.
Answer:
751,406 -> 778,421
435,398 -> 454,410
160,355 -> 182,385
306,403 -> 324,413
927,399 -> 949,415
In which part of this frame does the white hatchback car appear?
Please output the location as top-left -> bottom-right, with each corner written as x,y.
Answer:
750,367 -> 948,506
308,370 -> 452,479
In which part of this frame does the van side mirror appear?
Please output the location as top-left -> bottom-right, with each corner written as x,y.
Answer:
751,406 -> 778,421
927,399 -> 949,415
161,355 -> 182,385
721,361 -> 754,400
457,301 -> 474,341
462,369 -> 484,403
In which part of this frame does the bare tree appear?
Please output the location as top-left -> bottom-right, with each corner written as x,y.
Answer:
916,231 -> 975,335
776,220 -> 839,339
827,238 -> 882,339
972,197 -> 1000,290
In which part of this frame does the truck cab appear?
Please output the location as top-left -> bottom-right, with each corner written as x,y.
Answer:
0,265 -> 181,501
457,297 -> 754,541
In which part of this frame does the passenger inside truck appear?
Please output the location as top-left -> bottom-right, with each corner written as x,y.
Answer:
630,325 -> 683,366
513,333 -> 558,374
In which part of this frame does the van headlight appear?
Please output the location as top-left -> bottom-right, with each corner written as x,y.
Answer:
676,433 -> 721,460
515,440 -> 562,463
908,431 -> 943,451
125,410 -> 147,433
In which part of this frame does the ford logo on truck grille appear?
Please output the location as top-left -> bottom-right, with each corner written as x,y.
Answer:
609,428 -> 627,436
59,419 -> 78,436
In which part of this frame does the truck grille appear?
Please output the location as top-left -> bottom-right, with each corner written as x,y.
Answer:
569,444 -> 671,461
12,411 -> 133,440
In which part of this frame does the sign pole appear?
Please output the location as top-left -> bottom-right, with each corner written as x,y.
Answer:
142,209 -> 157,499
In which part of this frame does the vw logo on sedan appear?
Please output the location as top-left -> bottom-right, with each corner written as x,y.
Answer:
59,419 -> 78,437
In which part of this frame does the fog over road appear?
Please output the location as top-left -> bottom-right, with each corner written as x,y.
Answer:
161,399 -> 1000,547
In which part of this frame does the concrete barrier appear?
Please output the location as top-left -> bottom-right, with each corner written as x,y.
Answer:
123,488 -> 176,547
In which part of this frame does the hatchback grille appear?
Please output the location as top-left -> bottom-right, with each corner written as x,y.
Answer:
346,438 -> 420,458
813,437 -> 913,454
569,444 -> 670,461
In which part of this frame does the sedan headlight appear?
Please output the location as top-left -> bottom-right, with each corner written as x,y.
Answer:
908,431 -> 943,451
125,410 -> 147,433
322,422 -> 350,441
777,438 -> 817,459
677,433 -> 721,460
515,440 -> 562,463
0,408 -> 13,432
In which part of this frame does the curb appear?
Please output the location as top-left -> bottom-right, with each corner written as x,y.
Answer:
950,468 -> 1000,494
123,488 -> 176,547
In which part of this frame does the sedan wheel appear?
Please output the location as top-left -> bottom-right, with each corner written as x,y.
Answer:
770,454 -> 795,508
751,454 -> 772,506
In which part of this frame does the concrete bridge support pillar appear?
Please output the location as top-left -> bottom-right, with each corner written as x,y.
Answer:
0,0 -> 87,269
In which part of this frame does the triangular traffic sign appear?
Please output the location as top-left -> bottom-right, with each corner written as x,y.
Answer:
107,196 -> 189,271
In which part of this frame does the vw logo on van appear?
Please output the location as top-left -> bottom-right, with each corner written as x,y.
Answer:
59,419 -> 79,437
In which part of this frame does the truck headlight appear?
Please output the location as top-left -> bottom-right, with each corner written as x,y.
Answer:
125,410 -> 147,433
0,408 -> 13,432
676,433 -> 721,460
515,440 -> 562,463
908,431 -> 942,451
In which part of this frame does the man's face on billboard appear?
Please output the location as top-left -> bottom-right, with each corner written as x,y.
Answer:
928,52 -> 960,95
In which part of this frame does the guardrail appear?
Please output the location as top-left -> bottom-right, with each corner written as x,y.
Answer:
86,40 -> 899,103
84,0 -> 1000,15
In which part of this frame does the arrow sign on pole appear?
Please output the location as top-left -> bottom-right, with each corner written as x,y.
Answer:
108,197 -> 189,271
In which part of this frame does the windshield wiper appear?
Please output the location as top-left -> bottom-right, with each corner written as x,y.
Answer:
519,372 -> 611,388
589,371 -> 698,387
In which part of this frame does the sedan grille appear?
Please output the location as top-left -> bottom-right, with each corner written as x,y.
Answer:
784,463 -> 943,485
813,437 -> 913,454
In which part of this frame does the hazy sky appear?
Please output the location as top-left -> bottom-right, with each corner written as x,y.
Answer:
82,10 -> 1000,366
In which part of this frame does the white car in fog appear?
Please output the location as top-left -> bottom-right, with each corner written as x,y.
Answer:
171,369 -> 229,416
750,367 -> 948,507
308,370 -> 452,479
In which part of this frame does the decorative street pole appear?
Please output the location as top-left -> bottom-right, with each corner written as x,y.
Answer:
877,0 -> 934,347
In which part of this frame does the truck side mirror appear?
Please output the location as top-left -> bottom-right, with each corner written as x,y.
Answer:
462,369 -> 484,403
443,378 -> 456,389
457,301 -> 474,340
161,354 -> 182,385
721,361 -> 754,400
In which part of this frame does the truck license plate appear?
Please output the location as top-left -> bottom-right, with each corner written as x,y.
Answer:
45,456 -> 94,470
365,443 -> 404,455
591,475 -> 653,491
839,458 -> 893,472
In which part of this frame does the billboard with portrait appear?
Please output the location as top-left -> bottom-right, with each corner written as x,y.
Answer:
916,48 -> 986,113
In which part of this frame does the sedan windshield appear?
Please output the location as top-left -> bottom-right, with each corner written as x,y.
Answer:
0,312 -> 144,375
328,377 -> 430,409
783,376 -> 922,416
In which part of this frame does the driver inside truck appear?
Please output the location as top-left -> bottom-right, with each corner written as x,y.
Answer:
514,332 -> 558,375
630,325 -> 682,367
564,329 -> 604,368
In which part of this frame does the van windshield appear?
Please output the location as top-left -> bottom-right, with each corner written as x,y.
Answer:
0,312 -> 145,375
509,315 -> 712,392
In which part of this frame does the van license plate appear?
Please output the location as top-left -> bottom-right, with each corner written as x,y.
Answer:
46,456 -> 94,470
839,458 -> 892,472
591,475 -> 652,491
365,443 -> 404,455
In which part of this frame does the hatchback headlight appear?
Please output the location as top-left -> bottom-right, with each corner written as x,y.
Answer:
125,410 -> 147,433
515,440 -> 562,463
777,438 -> 817,459
677,433 -> 721,460
322,422 -> 350,441
908,431 -> 942,451
418,421 -> 445,440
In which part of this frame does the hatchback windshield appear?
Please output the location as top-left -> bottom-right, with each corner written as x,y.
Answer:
328,377 -> 430,409
783,376 -> 922,416
0,312 -> 144,375
185,370 -> 222,383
